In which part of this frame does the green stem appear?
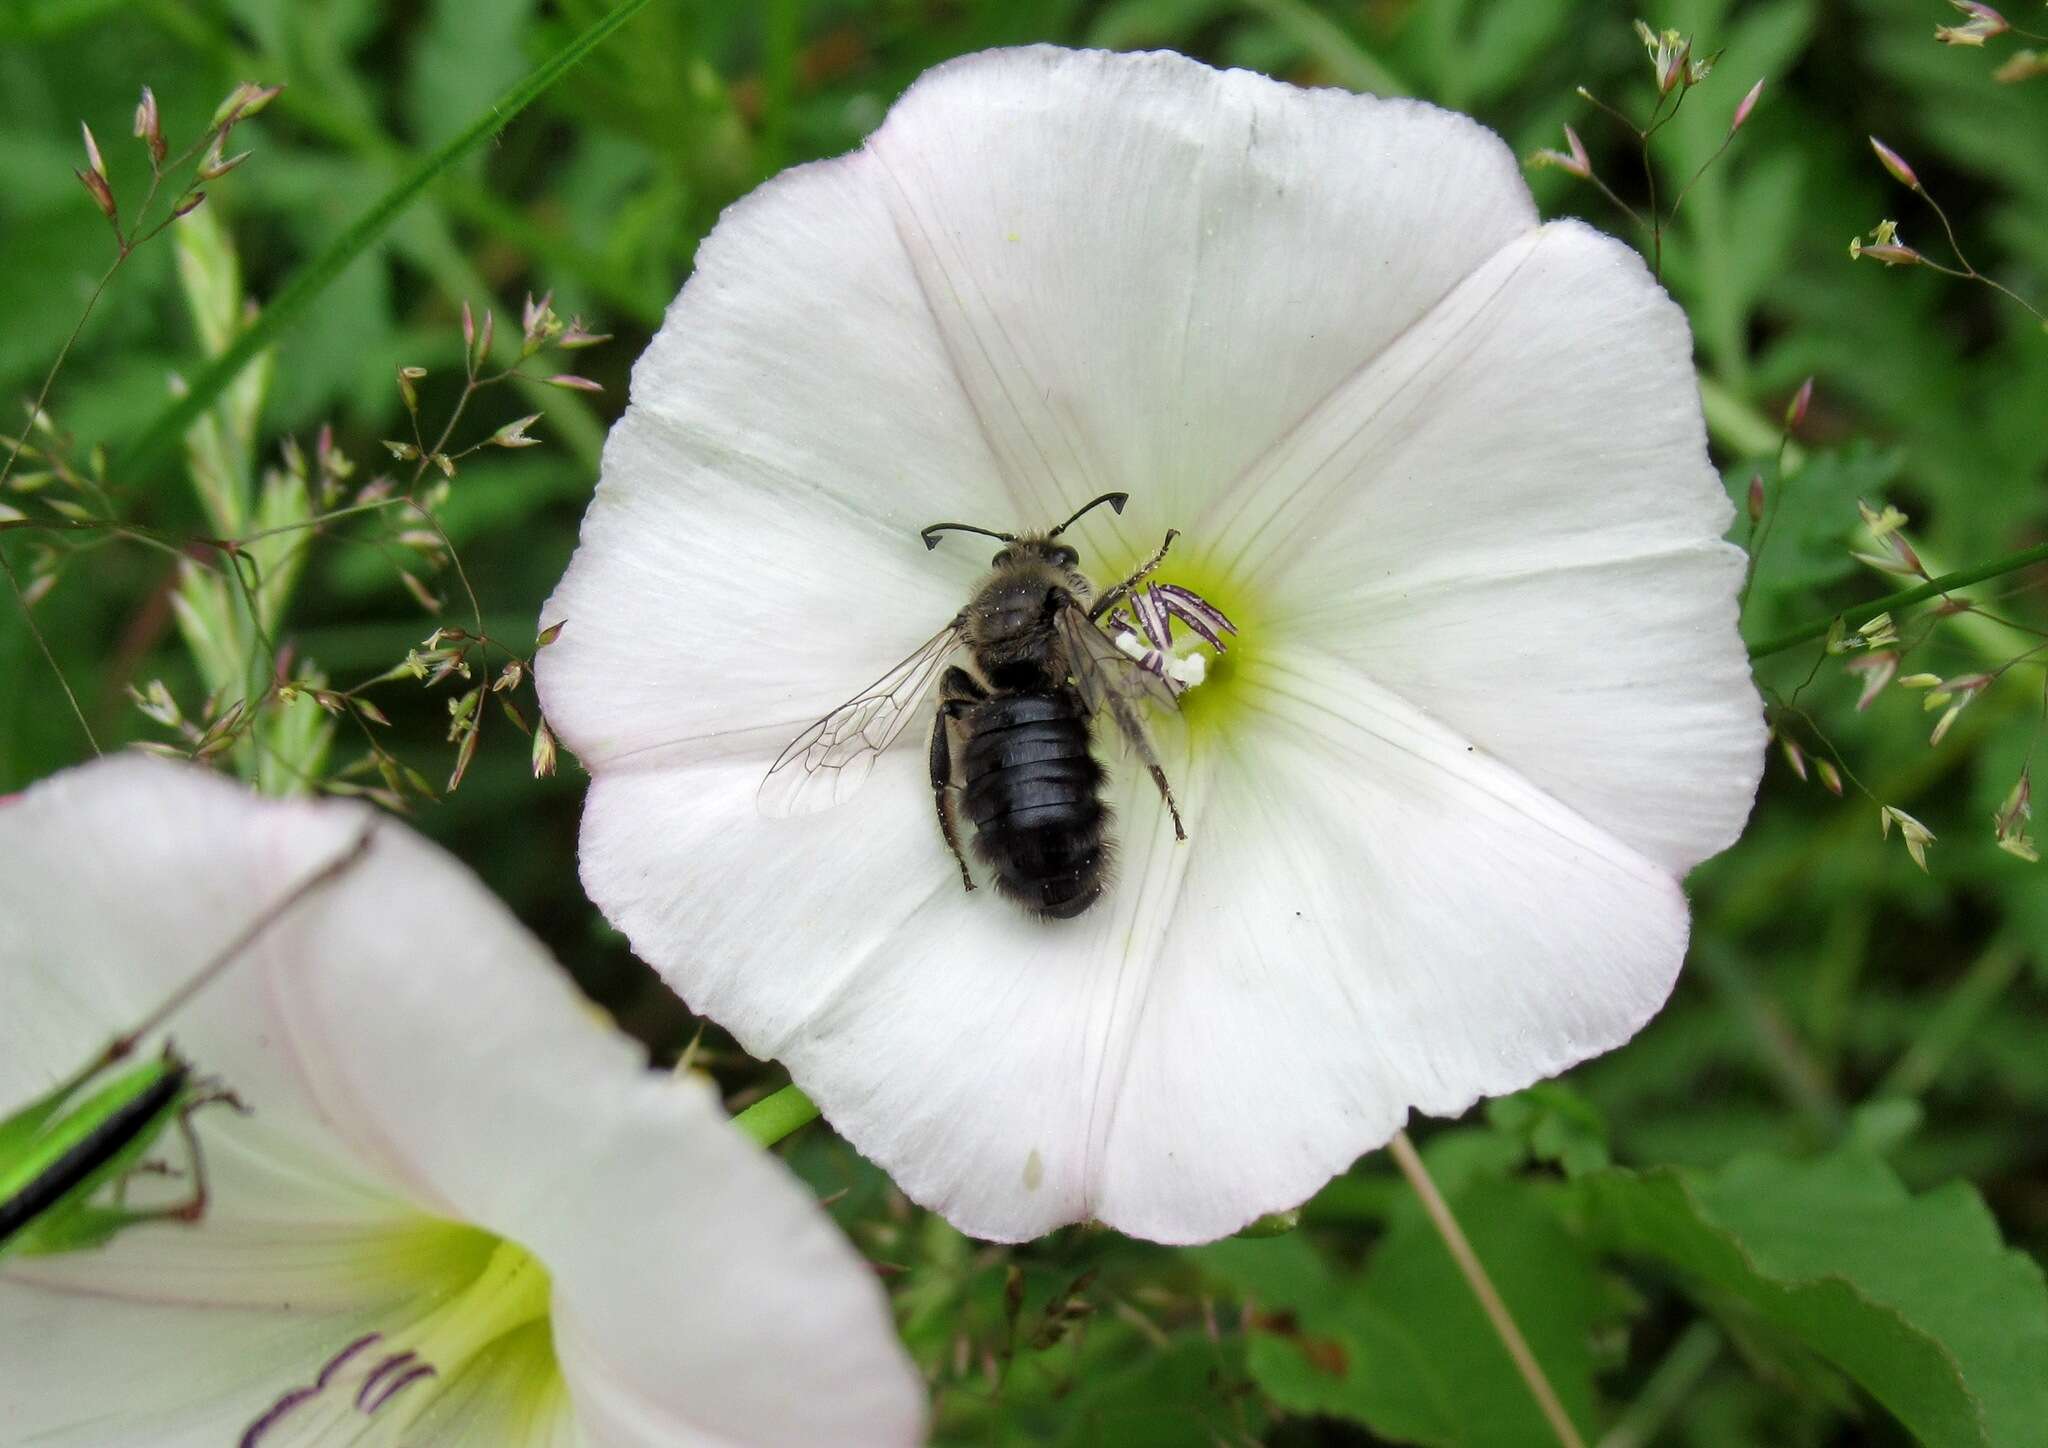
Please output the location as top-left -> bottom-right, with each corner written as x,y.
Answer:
732,1084 -> 818,1147
1693,940 -> 1843,1139
1870,935 -> 2026,1103
116,0 -> 654,476
1596,1320 -> 1723,1448
1748,541 -> 2048,662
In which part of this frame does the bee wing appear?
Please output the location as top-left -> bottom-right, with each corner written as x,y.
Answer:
1055,603 -> 1179,721
757,619 -> 964,817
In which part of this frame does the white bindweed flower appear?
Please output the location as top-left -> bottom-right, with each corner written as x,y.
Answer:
0,757 -> 925,1446
538,47 -> 1765,1244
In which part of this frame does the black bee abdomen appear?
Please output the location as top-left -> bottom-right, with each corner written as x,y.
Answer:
961,690 -> 1109,919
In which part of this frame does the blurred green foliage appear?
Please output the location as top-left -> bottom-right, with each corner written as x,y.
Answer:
2,1 -> 2047,1443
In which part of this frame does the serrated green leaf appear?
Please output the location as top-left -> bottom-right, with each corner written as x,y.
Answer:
1582,1150 -> 2048,1447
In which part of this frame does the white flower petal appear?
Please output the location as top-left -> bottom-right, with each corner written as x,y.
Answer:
1206,222 -> 1762,873
577,724 -> 1194,1244
580,641 -> 1685,1244
536,1075 -> 926,1446
1094,647 -> 1690,1242
865,47 -> 1536,546
538,132 -> 1009,771
1,758 -> 924,1444
0,1287 -> 393,1446
540,46 -> 1539,773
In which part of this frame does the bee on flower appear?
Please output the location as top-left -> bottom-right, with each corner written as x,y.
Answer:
538,47 -> 1765,1245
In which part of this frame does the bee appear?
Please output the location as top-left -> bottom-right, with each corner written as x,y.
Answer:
758,492 -> 1198,919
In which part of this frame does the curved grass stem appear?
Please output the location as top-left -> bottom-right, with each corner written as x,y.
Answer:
1748,541 -> 2048,662
117,0 -> 655,476
1387,1129 -> 1587,1448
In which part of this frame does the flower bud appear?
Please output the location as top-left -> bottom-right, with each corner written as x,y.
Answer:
1935,1 -> 2009,44
212,82 -> 282,128
490,413 -> 543,448
1879,804 -> 1936,871
557,319 -> 612,350
198,142 -> 252,180
1993,49 -> 2048,82
133,86 -> 166,164
545,374 -> 604,393
1785,376 -> 1813,430
1529,125 -> 1592,180
1731,77 -> 1764,132
75,165 -> 116,222
1746,472 -> 1765,523
1844,650 -> 1897,710
80,121 -> 108,182
1850,236 -> 1923,267
1869,137 -> 1920,189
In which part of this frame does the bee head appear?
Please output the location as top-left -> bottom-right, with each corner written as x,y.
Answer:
990,539 -> 1079,570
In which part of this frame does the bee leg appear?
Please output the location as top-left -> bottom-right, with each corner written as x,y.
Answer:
1089,528 -> 1180,622
932,669 -> 986,893
1145,763 -> 1186,841
1099,687 -> 1189,842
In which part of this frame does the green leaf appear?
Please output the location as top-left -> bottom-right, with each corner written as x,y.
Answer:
1201,1173 -> 1603,1446
1053,1335 -> 1267,1447
115,0 -> 657,477
1582,1150 -> 2048,1447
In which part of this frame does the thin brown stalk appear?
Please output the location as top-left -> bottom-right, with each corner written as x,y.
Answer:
1387,1129 -> 1587,1448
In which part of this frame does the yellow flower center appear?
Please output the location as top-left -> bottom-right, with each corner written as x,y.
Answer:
243,1225 -> 566,1444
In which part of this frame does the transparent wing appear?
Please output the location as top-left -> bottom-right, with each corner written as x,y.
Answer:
757,619 -> 963,817
1056,603 -> 1178,722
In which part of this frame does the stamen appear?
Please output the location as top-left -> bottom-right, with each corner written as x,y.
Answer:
240,1333 -> 385,1447
1152,584 -> 1237,650
1132,587 -> 1174,651
363,1363 -> 438,1415
1110,580 -> 1236,697
356,1350 -> 420,1411
318,1334 -> 383,1390
239,1385 -> 320,1448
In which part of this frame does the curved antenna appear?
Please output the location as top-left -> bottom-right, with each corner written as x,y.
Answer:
919,521 -> 1015,551
1047,491 -> 1130,537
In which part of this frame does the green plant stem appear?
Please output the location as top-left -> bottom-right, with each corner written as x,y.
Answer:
117,0 -> 654,476
1596,1320 -> 1722,1448
1386,1130 -> 1587,1448
1871,935 -> 2027,1103
1748,541 -> 2048,662
732,1083 -> 818,1147
1693,940 -> 1843,1139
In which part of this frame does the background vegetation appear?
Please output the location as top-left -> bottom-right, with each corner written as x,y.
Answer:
3,0 -> 2046,1443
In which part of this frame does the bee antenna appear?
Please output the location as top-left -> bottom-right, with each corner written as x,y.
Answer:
1047,492 -> 1130,537
919,522 -> 1015,551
